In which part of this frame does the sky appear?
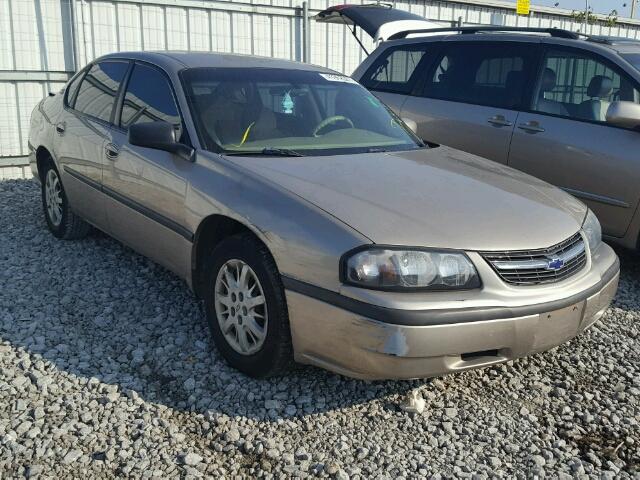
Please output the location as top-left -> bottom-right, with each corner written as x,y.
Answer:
505,0 -> 637,18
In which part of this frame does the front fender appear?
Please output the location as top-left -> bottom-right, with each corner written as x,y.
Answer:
185,151 -> 371,292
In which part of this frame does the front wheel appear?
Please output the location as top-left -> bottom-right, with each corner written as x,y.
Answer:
41,160 -> 90,239
203,233 -> 293,378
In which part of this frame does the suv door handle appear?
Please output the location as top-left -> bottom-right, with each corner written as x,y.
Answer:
518,121 -> 545,134
105,143 -> 120,160
55,122 -> 66,135
487,115 -> 512,127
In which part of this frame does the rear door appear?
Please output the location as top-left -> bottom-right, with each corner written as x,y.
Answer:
508,46 -> 640,238
358,42 -> 436,117
400,41 -> 539,164
54,60 -> 129,228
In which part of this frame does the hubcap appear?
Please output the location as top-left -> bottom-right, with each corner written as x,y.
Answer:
214,259 -> 268,355
45,169 -> 63,227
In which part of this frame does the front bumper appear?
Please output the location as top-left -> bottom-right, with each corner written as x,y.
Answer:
286,244 -> 619,380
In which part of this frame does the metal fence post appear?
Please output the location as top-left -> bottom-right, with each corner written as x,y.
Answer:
302,1 -> 310,63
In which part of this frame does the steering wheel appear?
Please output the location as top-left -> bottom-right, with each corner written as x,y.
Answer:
313,115 -> 354,137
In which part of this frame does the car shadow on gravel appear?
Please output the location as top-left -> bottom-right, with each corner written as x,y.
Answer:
0,179 -> 421,421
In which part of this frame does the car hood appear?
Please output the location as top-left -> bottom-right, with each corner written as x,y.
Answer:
233,147 -> 587,251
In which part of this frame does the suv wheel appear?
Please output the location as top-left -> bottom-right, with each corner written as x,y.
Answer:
203,233 -> 293,377
41,160 -> 91,239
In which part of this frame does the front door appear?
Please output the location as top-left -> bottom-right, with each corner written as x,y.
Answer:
102,61 -> 192,278
401,41 -> 539,164
508,46 -> 640,238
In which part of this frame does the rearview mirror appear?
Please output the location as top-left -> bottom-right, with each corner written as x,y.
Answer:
606,101 -> 640,130
128,121 -> 194,162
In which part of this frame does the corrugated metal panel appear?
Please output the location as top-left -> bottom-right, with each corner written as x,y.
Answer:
2,0 -> 640,160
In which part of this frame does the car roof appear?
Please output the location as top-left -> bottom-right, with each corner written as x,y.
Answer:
95,51 -> 336,74
385,29 -> 640,56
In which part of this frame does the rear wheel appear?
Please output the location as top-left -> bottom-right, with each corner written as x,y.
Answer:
41,159 -> 90,239
203,233 -> 293,377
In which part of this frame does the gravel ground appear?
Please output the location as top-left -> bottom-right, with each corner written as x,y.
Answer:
0,178 -> 638,479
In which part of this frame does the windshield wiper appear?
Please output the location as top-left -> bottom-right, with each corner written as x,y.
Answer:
223,147 -> 304,157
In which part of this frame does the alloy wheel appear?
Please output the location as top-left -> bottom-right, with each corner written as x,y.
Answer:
45,169 -> 63,227
214,259 -> 268,355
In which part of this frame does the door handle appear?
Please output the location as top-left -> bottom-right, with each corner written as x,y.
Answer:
487,115 -> 512,127
105,143 -> 120,160
517,121 -> 545,134
55,122 -> 66,135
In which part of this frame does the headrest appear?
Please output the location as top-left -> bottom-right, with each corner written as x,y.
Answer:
587,75 -> 613,98
540,68 -> 557,93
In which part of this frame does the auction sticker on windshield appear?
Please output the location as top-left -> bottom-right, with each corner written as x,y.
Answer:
320,73 -> 359,84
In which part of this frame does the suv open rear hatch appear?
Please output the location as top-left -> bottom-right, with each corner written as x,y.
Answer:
314,4 -> 442,52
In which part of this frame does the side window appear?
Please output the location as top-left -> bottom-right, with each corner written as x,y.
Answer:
533,49 -> 640,123
423,43 -> 530,109
74,61 -> 129,122
120,63 -> 181,136
64,69 -> 85,108
360,45 -> 430,94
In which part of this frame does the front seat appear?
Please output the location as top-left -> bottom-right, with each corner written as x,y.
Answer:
535,68 -> 569,117
578,75 -> 613,122
201,83 -> 279,146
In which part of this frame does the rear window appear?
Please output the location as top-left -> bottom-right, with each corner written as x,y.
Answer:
360,44 -> 430,94
422,43 -> 533,109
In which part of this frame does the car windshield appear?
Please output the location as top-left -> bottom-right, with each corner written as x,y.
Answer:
622,53 -> 640,72
181,67 -> 422,156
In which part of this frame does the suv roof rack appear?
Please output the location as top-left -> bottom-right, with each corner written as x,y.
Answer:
587,35 -> 640,45
388,26 -> 582,41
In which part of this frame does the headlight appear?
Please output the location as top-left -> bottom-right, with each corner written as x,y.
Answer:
582,209 -> 602,253
342,248 -> 480,291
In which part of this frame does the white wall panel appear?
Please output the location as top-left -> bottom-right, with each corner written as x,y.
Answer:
91,2 -> 118,57
189,9 -> 210,51
141,5 -> 165,51
0,83 -> 20,157
12,0 -> 41,70
165,7 -> 188,50
210,10 -> 231,52
272,16 -> 292,59
118,3 -> 142,51
0,0 -> 14,70
252,14 -> 272,57
232,12 -> 252,54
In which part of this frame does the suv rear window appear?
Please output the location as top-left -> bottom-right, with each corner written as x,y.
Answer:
422,43 -> 532,109
360,45 -> 430,94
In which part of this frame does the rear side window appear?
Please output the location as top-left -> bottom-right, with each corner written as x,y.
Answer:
64,70 -> 85,108
74,61 -> 129,122
360,44 -> 430,94
422,43 -> 532,109
120,63 -> 181,135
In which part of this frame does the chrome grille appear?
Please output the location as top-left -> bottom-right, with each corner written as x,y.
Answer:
480,232 -> 587,286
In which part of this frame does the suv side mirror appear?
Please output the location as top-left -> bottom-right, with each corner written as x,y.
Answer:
401,117 -> 418,134
128,121 -> 194,162
606,101 -> 640,130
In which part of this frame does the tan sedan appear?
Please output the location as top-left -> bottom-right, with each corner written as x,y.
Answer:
28,51 -> 619,379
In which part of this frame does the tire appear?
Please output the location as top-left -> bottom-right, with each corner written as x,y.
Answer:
203,233 -> 293,378
41,158 -> 91,240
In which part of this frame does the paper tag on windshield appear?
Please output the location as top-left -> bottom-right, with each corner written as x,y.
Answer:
319,73 -> 359,85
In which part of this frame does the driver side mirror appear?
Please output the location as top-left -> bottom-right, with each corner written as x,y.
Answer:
128,121 -> 195,162
606,101 -> 640,130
